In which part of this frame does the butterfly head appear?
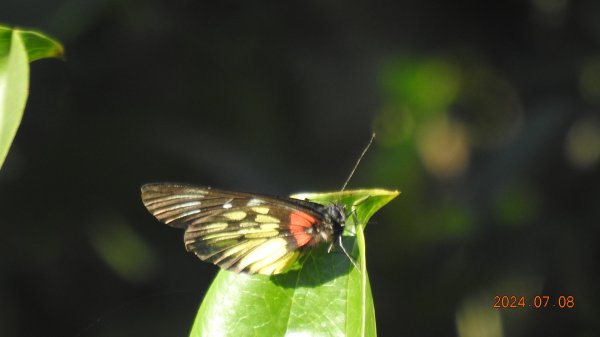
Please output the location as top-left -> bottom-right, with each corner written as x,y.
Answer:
321,202 -> 359,271
321,203 -> 346,241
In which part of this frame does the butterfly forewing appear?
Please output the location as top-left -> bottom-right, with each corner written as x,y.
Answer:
141,183 -> 328,275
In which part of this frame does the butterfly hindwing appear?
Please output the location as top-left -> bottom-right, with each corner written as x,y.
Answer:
141,183 -> 324,275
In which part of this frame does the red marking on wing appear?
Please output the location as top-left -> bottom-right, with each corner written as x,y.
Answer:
289,211 -> 316,247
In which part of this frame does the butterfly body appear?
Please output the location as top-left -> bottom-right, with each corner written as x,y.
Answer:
141,183 -> 347,275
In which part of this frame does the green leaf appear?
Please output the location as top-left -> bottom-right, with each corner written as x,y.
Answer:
18,29 -> 64,62
0,25 -> 64,169
189,189 -> 399,337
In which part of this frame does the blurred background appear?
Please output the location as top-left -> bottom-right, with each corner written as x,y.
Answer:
1,1 -> 599,336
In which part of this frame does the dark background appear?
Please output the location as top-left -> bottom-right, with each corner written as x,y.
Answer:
1,1 -> 599,336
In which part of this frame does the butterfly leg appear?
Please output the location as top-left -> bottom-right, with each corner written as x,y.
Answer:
338,234 -> 361,273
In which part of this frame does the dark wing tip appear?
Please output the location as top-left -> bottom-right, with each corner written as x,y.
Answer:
140,183 -> 168,200
141,183 -> 209,229
142,182 -> 182,190
140,183 -> 156,193
141,182 -> 198,195
140,183 -> 187,208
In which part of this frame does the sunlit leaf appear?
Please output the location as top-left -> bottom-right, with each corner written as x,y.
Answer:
0,25 -> 64,169
190,189 -> 399,337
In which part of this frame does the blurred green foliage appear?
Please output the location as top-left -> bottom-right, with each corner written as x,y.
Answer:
89,215 -> 158,283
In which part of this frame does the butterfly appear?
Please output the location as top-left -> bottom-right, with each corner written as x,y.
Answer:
141,134 -> 374,275
141,184 -> 351,275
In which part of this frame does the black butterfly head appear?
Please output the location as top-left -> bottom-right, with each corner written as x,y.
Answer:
322,203 -> 346,240
320,202 -> 359,271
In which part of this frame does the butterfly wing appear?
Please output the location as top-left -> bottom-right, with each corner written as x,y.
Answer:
141,183 -> 324,275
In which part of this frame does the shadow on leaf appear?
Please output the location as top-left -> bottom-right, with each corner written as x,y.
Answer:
270,236 -> 356,288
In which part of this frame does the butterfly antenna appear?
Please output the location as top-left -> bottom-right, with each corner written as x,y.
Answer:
340,133 -> 376,192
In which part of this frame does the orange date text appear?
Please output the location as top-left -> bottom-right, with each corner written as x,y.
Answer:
493,295 -> 575,309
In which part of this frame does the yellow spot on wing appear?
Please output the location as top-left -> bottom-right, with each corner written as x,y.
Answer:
186,222 -> 228,233
251,207 -> 270,214
202,232 -> 242,241
204,222 -> 229,230
247,198 -> 264,206
255,214 -> 280,223
223,211 -> 247,220
239,222 -> 257,228
237,227 -> 277,236
244,230 -> 279,239
214,239 -> 266,264
236,238 -> 287,271
260,251 -> 300,274
259,223 -> 279,230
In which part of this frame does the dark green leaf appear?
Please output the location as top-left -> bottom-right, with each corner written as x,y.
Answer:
18,29 -> 64,62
